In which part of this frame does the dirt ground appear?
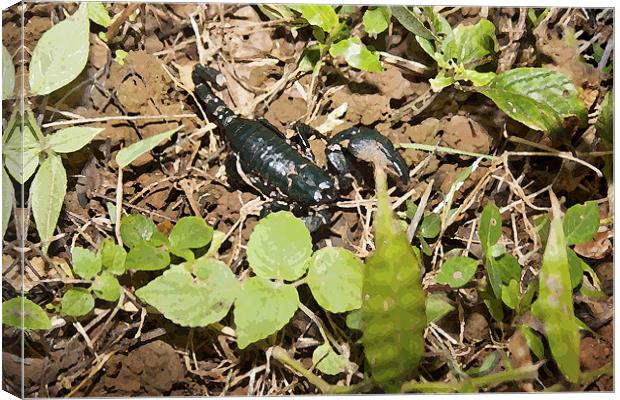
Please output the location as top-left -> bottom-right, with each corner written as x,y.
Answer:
1,3 -> 614,396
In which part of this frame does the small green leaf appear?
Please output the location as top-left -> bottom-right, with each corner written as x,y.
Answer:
363,7 -> 391,35
125,241 -> 170,271
436,256 -> 478,288
136,259 -> 239,327
425,293 -> 455,324
475,68 -> 588,135
87,2 -> 112,27
120,214 -> 158,248
170,247 -> 195,262
298,5 -> 339,33
596,91 -> 613,144
168,216 -> 214,250
345,309 -> 362,330
234,277 -> 299,349
114,49 -> 128,65
481,285 -> 504,321
429,70 -> 456,92
479,203 -> 502,252
99,238 -> 127,275
30,154 -> 67,253
489,243 -> 506,258
2,297 -> 51,330
443,19 -> 498,67
246,211 -> 312,281
298,44 -> 322,72
563,201 -> 600,245
92,272 -> 121,302
329,38 -> 383,72
390,6 -> 434,40
466,351 -> 499,377
534,214 -> 550,247
461,69 -> 496,86
566,248 -> 586,289
2,45 -> 15,99
29,3 -> 90,95
494,253 -> 522,283
46,126 -> 104,153
419,213 -> 441,238
312,343 -> 352,375
115,126 -> 182,169
3,111 -> 42,184
71,247 -> 102,280
2,168 -> 14,236
61,288 -> 95,317
257,4 -> 295,20
500,279 -> 520,310
519,325 -> 544,359
307,247 -> 363,313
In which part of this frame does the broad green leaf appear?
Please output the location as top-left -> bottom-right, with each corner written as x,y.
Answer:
246,211 -> 312,281
494,253 -> 522,283
566,247 -> 586,289
329,38 -> 382,72
125,241 -> 170,271
443,19 -> 498,67
120,214 -> 158,248
479,203 -> 502,251
312,343 -> 352,375
3,111 -> 42,184
500,279 -> 520,310
363,7 -> 391,35
390,6 -> 434,40
29,3 -> 90,95
115,126 -> 182,168
61,288 -> 95,317
596,91 -> 613,144
563,201 -> 600,245
30,154 -> 67,253
345,309 -> 362,330
136,260 -> 239,327
538,193 -> 580,383
475,68 -> 588,135
45,126 -> 104,153
425,293 -> 455,324
2,168 -> 14,236
436,256 -> 478,288
87,2 -> 112,27
419,213 -> 441,238
2,297 -> 51,330
92,272 -> 121,302
307,247 -> 363,313
71,247 -> 102,280
168,216 -> 214,250
298,5 -> 339,33
99,238 -> 127,275
234,277 -> 299,349
461,69 -> 496,86
2,45 -> 15,99
519,325 -> 545,359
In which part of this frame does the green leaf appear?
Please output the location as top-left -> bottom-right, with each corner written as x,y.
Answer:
115,126 -> 182,168
257,5 -> 295,20
519,325 -> 544,359
92,272 -> 121,302
425,293 -> 455,324
61,288 -> 95,317
46,126 -> 104,153
390,6 -> 435,40
312,343 -> 352,375
168,216 -> 214,250
436,256 -> 478,288
30,154 -> 67,253
135,259 -> 239,327
114,49 -> 128,65
329,38 -> 383,72
363,7 -> 391,35
461,69 -> 496,86
87,2 -> 112,27
419,213 -> 441,238
534,214 -> 550,247
479,203 -> 502,252
443,19 -> 498,67
99,238 -> 127,275
500,279 -> 520,309
466,351 -> 500,377
481,285 -> 504,321
299,44 -> 322,72
595,91 -> 613,144
475,68 -> 588,135
29,3 -> 90,95
566,247 -> 586,289
563,201 -> 600,245
3,111 -> 42,184
120,214 -> 158,248
2,297 -> 51,330
538,193 -> 580,383
234,277 -> 299,349
125,241 -> 170,271
2,45 -> 15,99
345,309 -> 362,330
298,5 -> 339,33
2,168 -> 14,236
489,243 -> 506,258
71,247 -> 102,280
429,70 -> 456,92
495,253 -> 522,283
307,247 -> 363,313
246,211 -> 312,281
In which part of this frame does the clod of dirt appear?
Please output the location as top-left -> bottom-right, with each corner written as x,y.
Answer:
464,312 -> 490,342
363,64 -> 415,100
331,90 -> 390,126
441,115 -> 492,156
508,328 -> 533,368
93,341 -> 184,396
263,95 -> 307,130
580,336 -> 612,371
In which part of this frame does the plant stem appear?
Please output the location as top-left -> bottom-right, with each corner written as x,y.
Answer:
398,142 -> 498,160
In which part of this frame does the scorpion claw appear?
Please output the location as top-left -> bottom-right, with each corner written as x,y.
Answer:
192,63 -> 227,90
327,127 -> 410,184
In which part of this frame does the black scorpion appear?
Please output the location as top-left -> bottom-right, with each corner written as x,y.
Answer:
192,63 -> 409,230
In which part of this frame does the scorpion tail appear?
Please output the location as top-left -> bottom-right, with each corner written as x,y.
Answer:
192,63 -> 235,125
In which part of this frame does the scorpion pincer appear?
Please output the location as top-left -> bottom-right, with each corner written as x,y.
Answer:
192,63 -> 409,230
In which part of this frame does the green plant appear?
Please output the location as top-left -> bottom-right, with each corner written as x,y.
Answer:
2,297 -> 51,330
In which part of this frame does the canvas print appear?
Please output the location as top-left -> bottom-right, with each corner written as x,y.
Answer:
1,2 -> 614,396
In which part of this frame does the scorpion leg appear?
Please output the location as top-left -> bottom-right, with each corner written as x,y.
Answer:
289,122 -> 320,161
326,127 -> 410,184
